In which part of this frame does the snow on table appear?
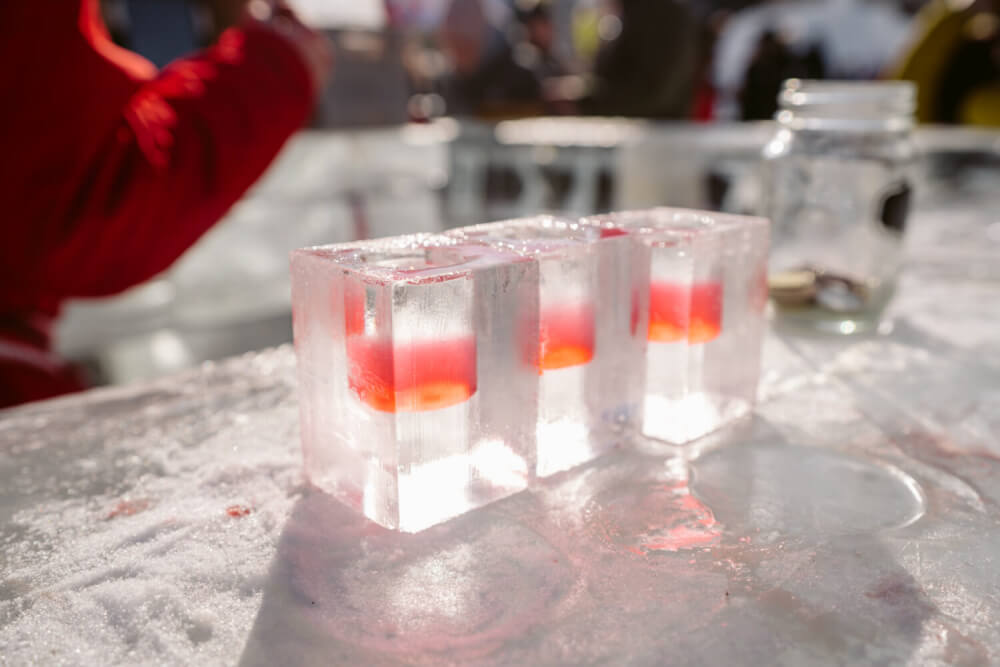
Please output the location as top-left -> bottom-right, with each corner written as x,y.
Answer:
3,188 -> 1000,665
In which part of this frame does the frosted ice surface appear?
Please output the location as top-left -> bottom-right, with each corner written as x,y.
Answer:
5,316 -> 1000,665
0,350 -> 301,665
3,184 -> 1000,665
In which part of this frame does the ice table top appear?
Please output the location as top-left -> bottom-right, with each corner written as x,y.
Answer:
3,185 -> 1000,665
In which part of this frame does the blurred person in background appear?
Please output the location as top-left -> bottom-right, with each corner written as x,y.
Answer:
891,0 -> 1000,125
513,0 -> 572,80
437,0 -> 544,117
739,29 -> 825,120
513,0 -> 584,114
0,0 -> 331,409
713,0 -> 912,120
689,9 -> 732,122
580,0 -> 701,118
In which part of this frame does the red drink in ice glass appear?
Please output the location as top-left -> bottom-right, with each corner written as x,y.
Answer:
539,303 -> 595,372
648,281 -> 722,344
343,282 -> 477,413
346,337 -> 478,413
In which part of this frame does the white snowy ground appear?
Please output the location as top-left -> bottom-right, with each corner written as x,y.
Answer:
0,351 -> 303,665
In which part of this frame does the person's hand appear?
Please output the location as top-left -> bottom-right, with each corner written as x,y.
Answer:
245,0 -> 333,94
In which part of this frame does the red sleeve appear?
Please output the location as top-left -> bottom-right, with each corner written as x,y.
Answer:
45,23 -> 316,297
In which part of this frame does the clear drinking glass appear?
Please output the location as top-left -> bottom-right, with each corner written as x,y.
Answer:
762,79 -> 917,334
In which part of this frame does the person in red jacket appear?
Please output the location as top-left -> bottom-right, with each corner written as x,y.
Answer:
0,0 -> 331,409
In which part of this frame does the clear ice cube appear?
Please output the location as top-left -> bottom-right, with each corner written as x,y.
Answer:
291,234 -> 539,531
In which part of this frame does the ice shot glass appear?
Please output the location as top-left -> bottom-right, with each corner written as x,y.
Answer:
291,234 -> 539,532
448,217 -> 649,477
587,208 -> 770,444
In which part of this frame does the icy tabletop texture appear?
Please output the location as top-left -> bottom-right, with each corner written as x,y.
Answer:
3,190 -> 1000,665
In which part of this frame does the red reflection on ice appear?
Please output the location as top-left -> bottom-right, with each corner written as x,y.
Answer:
226,504 -> 252,518
599,227 -> 628,239
586,481 -> 723,557
637,490 -> 721,553
106,498 -> 152,520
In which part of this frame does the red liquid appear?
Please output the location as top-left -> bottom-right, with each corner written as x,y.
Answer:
106,498 -> 151,520
539,304 -> 595,372
648,281 -> 722,344
346,337 -> 477,413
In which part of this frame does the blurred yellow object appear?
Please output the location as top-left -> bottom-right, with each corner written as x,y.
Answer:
889,0 -> 969,122
571,6 -> 601,63
960,83 -> 1000,124
889,0 -> 1000,126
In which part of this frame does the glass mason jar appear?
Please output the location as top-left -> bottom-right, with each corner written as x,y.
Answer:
762,79 -> 917,334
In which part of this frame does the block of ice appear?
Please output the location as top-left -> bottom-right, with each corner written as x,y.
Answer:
586,208 -> 770,444
291,234 -> 539,532
292,210 -> 767,531
448,217 -> 649,477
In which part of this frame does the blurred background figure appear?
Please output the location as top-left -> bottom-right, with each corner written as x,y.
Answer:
0,0 -> 330,408
891,0 -> 1000,125
514,0 -> 572,80
581,0 -> 702,118
713,0 -> 912,120
293,0 -> 414,127
76,1 -> 1000,130
738,30 -> 825,120
512,0 -> 582,114
437,0 -> 544,117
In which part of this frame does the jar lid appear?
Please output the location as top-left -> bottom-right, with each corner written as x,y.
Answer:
779,79 -> 916,115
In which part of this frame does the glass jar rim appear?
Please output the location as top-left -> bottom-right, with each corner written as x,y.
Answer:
779,79 -> 916,113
